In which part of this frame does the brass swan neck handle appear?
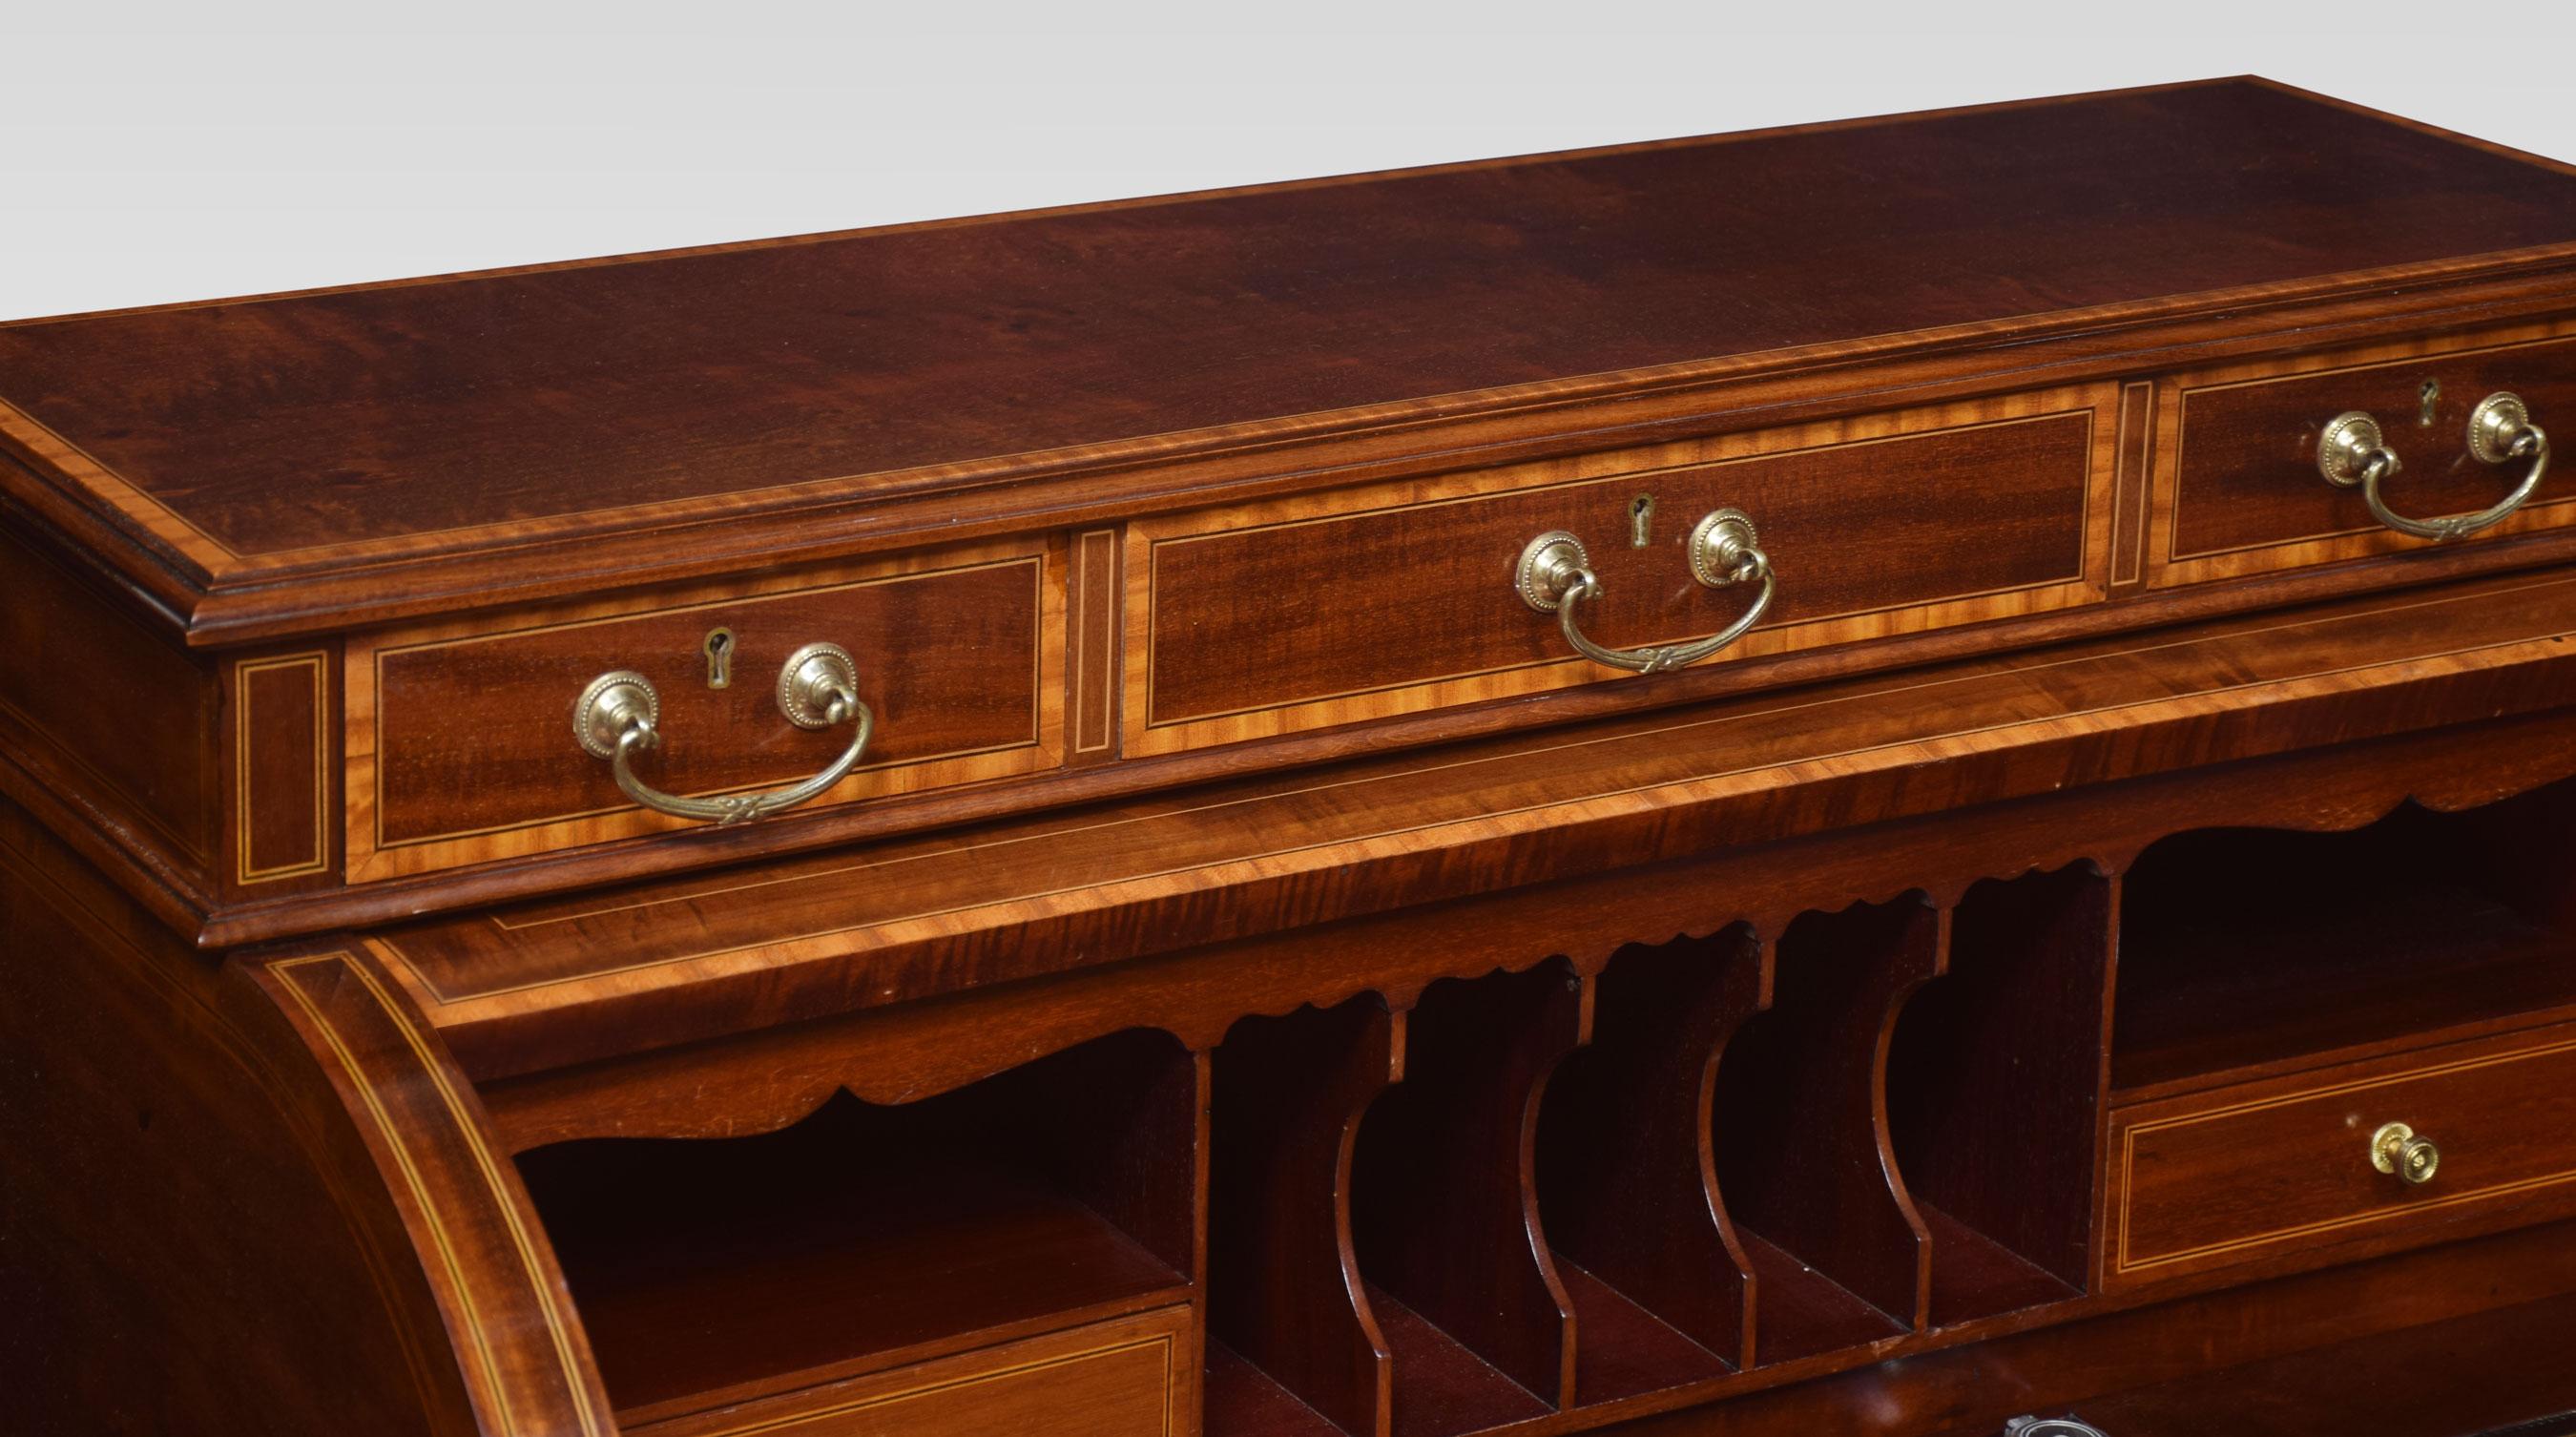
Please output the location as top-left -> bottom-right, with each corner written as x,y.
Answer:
2317,391 -> 2548,543
573,641 -> 874,826
1515,508 -> 1776,676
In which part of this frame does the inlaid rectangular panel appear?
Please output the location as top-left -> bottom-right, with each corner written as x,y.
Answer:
2104,1023 -> 2576,1293
1125,386 -> 2118,755
2151,321 -> 2576,587
346,536 -> 1063,882
1069,527 -> 1123,763
2109,380 -> 2157,593
233,652 -> 330,884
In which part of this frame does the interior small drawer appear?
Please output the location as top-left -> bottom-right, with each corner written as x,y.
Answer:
346,538 -> 1061,881
2104,1023 -> 2576,1292
1124,385 -> 2117,756
2152,323 -> 2576,587
623,1305 -> 1194,1437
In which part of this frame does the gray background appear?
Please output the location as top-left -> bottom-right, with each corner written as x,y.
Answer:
5,0 -> 2568,322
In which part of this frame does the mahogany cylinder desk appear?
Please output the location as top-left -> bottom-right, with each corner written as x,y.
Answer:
10,77 -> 2576,1437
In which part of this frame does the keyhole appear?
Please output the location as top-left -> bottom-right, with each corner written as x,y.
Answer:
2419,378 -> 2441,427
702,628 -> 736,690
1630,493 -> 1656,548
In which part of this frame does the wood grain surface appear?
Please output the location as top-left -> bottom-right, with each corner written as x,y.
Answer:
513,1032 -> 1197,1425
1592,1218 -> 2576,1437
2154,320 -> 2576,585
379,567 -> 2576,1082
1887,865 -> 2109,1320
4,79 -> 2576,645
1,81 -> 2565,562
2030,1287 -> 2576,1437
233,651 -> 331,885
1353,962 -> 1587,1413
0,522 -> 216,877
622,1305 -> 1193,1437
1715,901 -> 1941,1348
128,509 -> 2576,953
1209,998 -> 1401,1437
1535,928 -> 1765,1374
15,76 -> 2576,1437
1128,387 -> 2110,754
2105,1022 -> 2576,1293
345,535 -> 1061,880
2111,783 -> 2576,1101
0,799 -> 612,1437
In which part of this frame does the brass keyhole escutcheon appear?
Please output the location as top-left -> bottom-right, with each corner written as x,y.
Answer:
703,628 -> 737,690
2371,1121 -> 2440,1186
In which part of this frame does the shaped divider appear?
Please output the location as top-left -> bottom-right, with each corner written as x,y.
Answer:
1886,864 -> 2109,1325
1207,996 -> 1402,1437
1712,897 -> 1942,1364
1536,927 -> 1763,1397
1352,961 -> 1587,1436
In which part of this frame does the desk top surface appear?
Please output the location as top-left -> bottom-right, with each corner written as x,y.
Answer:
9,78 -> 2576,633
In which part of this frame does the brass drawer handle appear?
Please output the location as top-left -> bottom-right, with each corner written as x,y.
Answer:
2316,391 -> 2549,542
1514,508 -> 1776,675
571,642 -> 874,825
2370,1120 -> 2441,1186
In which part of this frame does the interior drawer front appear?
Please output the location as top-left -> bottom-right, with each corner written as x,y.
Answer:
2155,323 -> 2576,586
348,539 -> 1061,882
1126,386 -> 2115,756
626,1305 -> 1191,1437
2108,1027 -> 2576,1291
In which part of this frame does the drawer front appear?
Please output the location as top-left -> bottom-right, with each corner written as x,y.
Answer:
347,538 -> 1062,881
631,1305 -> 1193,1437
2106,1026 -> 2576,1291
2152,322 -> 2576,587
1126,386 -> 2117,756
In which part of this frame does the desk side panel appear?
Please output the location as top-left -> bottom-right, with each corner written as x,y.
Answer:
0,799 -> 610,1437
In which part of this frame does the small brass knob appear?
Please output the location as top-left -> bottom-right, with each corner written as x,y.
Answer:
2371,1121 -> 2441,1186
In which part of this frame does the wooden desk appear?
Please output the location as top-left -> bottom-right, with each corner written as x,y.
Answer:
8,78 -> 2576,1437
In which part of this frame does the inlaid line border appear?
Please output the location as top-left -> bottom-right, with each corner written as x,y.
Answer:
235,652 -> 331,884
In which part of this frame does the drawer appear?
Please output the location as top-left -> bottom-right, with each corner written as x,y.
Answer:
345,538 -> 1062,881
2105,1024 -> 2576,1292
2151,323 -> 2576,587
1124,386 -> 2118,755
626,1305 -> 1195,1437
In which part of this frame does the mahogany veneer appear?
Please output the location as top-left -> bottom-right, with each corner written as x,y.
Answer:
1128,387 -> 2112,753
2106,1022 -> 2576,1295
10,78 -> 2576,1437
2159,324 -> 2576,583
